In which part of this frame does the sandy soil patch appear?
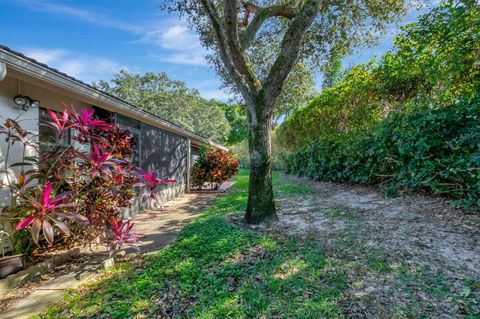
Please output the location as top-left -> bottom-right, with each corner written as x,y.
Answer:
231,173 -> 480,318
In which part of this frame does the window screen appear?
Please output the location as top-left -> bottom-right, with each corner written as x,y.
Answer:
39,108 -> 70,154
115,114 -> 141,167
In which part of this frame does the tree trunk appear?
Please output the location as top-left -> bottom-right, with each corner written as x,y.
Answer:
245,98 -> 277,224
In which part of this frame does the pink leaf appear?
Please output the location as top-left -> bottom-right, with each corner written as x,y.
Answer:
42,220 -> 54,245
42,182 -> 53,205
31,220 -> 42,244
16,216 -> 34,230
47,109 -> 60,127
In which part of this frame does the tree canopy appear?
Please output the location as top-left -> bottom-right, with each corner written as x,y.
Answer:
164,0 -> 407,97
278,0 -> 480,150
95,71 -> 231,143
162,0 -> 408,223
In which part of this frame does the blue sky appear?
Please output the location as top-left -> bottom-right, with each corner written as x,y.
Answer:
0,0 -> 434,100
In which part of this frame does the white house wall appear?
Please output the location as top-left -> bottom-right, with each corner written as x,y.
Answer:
0,75 -> 38,208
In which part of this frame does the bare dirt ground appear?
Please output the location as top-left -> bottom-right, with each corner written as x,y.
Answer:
237,173 -> 480,318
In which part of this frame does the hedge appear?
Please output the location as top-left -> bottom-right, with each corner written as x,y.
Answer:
286,97 -> 480,207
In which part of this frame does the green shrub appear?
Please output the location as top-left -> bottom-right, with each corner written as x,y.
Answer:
191,147 -> 239,189
286,98 -> 480,207
277,0 -> 480,154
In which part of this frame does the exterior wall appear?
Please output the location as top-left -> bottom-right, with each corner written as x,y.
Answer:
0,71 -> 189,219
0,75 -> 39,208
141,123 -> 188,183
0,55 -> 226,220
0,49 -> 228,253
121,123 -> 189,217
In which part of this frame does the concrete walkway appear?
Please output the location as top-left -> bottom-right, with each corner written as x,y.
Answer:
0,192 -> 220,319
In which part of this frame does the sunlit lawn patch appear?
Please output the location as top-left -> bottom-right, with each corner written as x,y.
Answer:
36,170 -> 348,318
35,170 -> 479,318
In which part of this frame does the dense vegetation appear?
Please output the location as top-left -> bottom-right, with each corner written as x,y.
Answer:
286,99 -> 480,206
191,147 -> 239,189
36,171 -> 480,318
95,71 -> 231,143
278,0 -> 480,207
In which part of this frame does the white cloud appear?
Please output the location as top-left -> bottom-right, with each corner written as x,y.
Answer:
139,24 -> 200,50
18,1 -> 209,68
159,53 -> 208,66
161,25 -> 197,49
23,48 -> 68,65
136,20 -> 209,66
199,89 -> 234,101
23,47 -> 127,83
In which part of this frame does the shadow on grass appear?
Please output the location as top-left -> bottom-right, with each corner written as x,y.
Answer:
35,170 -> 348,318
38,170 -> 458,318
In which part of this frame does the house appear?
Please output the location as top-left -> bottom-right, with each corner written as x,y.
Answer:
0,45 -> 226,217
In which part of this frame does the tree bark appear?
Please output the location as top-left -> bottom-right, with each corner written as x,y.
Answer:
245,97 -> 277,224
200,0 -> 325,224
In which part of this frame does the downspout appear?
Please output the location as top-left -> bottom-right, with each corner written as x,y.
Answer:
186,139 -> 191,193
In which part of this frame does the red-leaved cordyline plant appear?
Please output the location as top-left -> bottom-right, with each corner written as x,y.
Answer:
135,169 -> 176,210
47,109 -> 69,135
108,218 -> 143,255
15,182 -> 73,245
191,147 -> 238,190
69,106 -> 112,137
89,143 -> 117,177
0,104 -> 173,256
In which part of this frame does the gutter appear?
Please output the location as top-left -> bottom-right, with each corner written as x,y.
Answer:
0,46 -> 228,151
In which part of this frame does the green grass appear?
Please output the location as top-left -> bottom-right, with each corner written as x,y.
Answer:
36,170 -> 346,319
34,170 -> 478,318
322,207 -> 360,221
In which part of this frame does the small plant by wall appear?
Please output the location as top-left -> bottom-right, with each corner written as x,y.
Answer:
191,147 -> 238,190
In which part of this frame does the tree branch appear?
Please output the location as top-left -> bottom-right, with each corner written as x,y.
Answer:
238,2 -> 258,27
224,0 -> 261,92
262,0 -> 327,113
240,2 -> 298,49
199,0 -> 251,97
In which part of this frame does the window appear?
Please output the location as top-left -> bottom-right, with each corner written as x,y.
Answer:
93,106 -> 114,123
115,114 -> 141,167
39,108 -> 70,154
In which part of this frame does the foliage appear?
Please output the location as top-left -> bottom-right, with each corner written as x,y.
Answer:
376,0 -> 480,103
278,0 -> 480,152
165,0 -> 407,97
191,147 -> 239,189
0,106 -> 152,256
95,71 -> 231,143
286,98 -> 480,207
321,52 -> 344,89
135,169 -> 176,209
36,171 -> 347,318
278,63 -> 382,151
217,102 -> 249,145
38,171 -> 478,318
272,63 -> 317,125
230,140 -> 250,169
164,0 -> 408,223
276,0 -> 480,208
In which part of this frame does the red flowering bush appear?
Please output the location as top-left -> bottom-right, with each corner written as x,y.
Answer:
0,105 -> 167,256
191,147 -> 238,189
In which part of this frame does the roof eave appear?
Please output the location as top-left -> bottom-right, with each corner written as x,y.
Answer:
0,47 -> 228,151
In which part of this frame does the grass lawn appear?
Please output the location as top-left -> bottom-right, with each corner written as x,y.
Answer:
34,170 -> 479,318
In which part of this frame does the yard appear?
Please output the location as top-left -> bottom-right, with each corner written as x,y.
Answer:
34,170 -> 479,318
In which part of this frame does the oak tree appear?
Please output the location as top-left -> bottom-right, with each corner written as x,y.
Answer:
164,0 -> 407,223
